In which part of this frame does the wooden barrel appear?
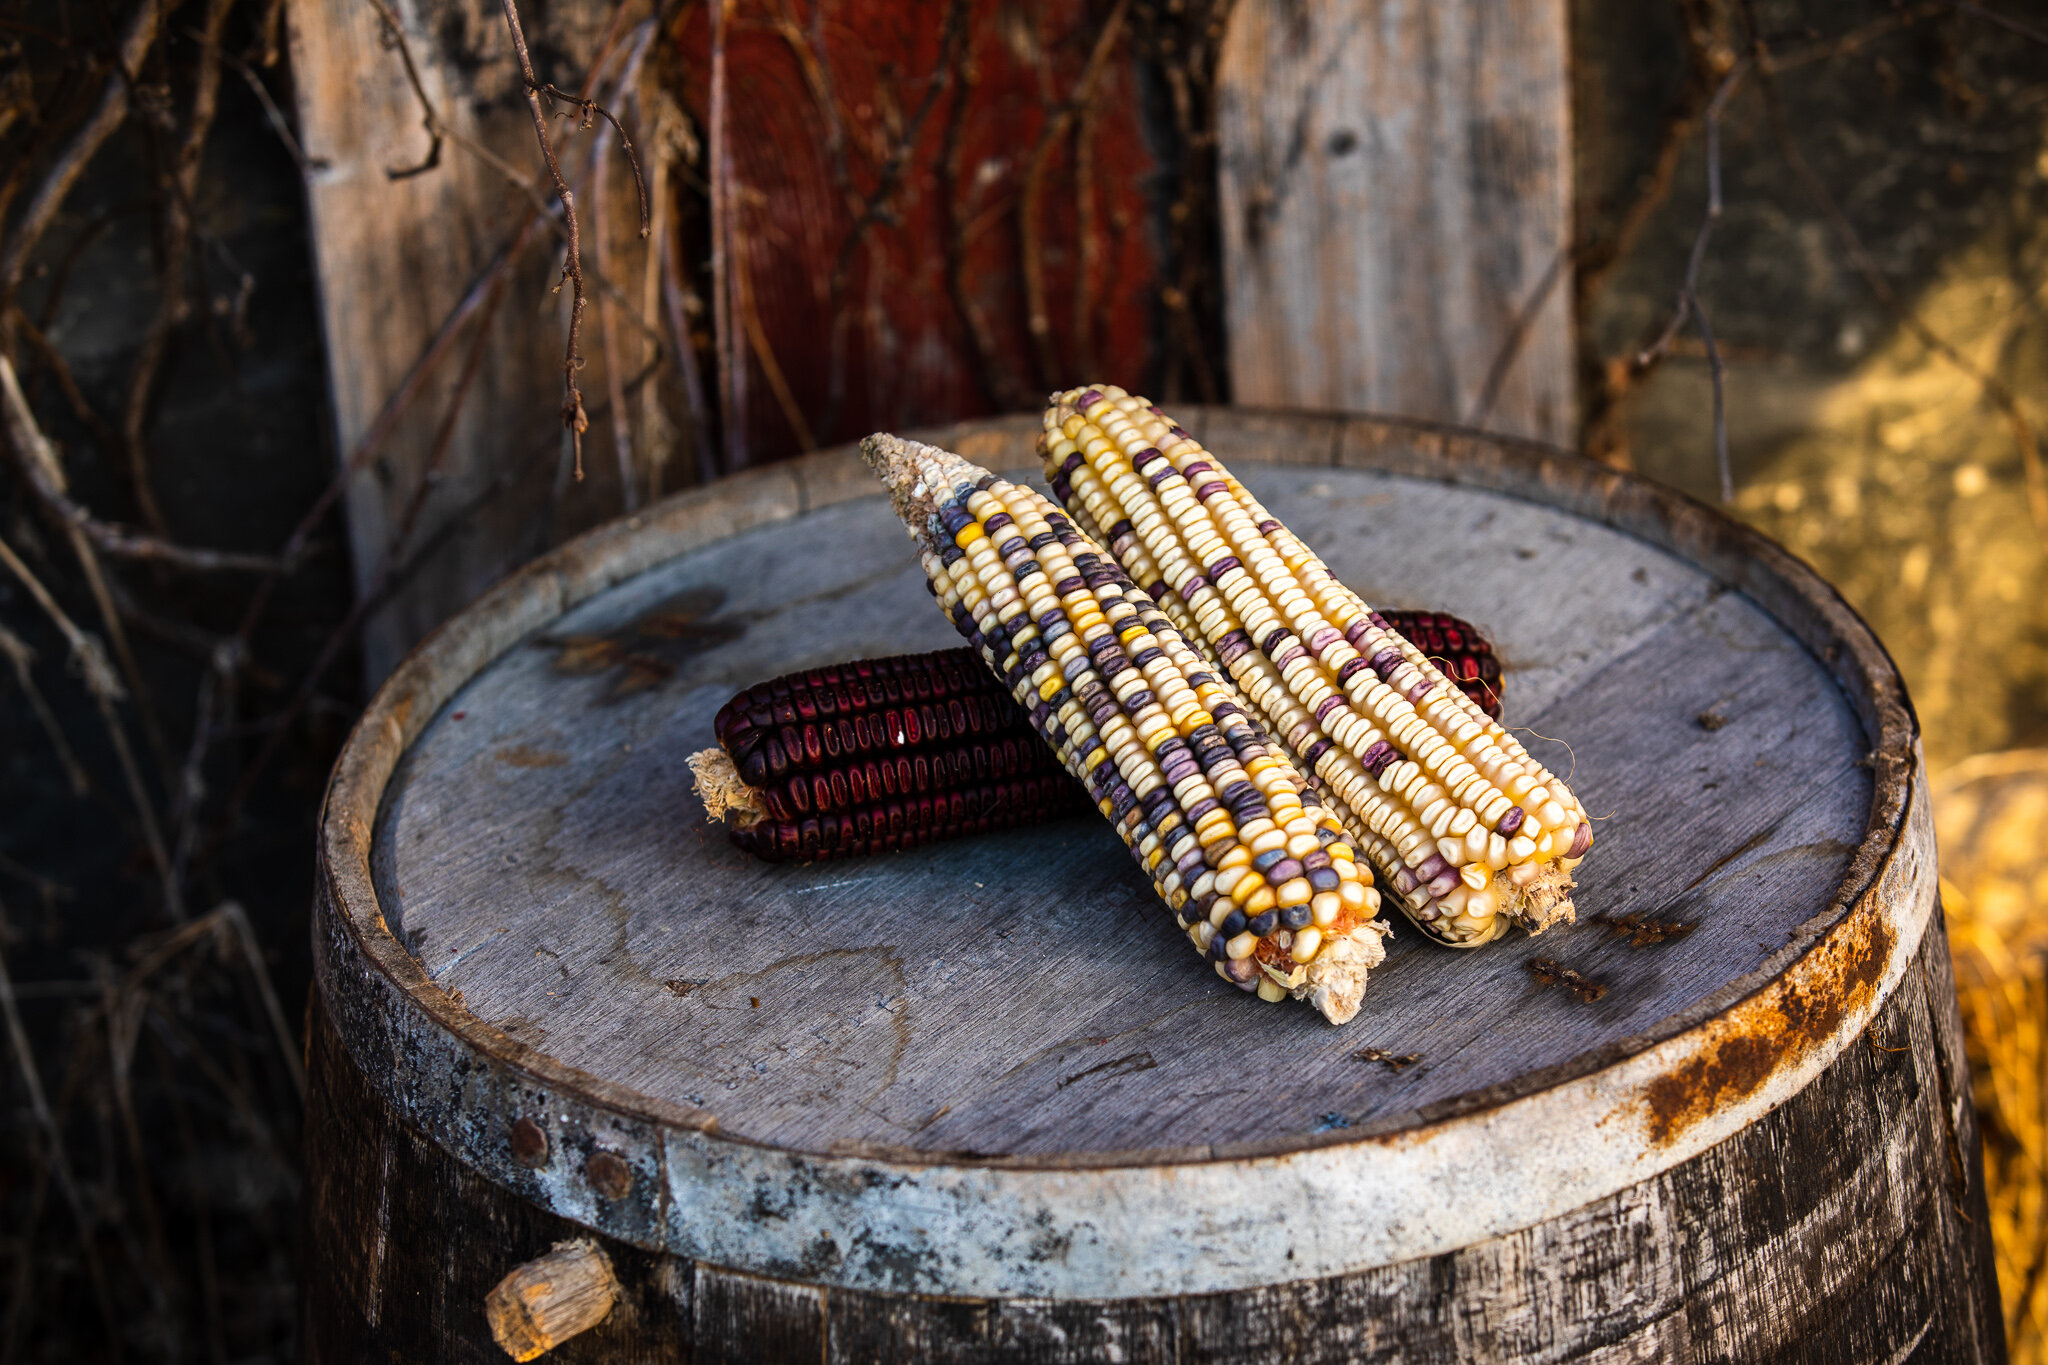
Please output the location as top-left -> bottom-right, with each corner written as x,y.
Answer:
304,410 -> 2000,1362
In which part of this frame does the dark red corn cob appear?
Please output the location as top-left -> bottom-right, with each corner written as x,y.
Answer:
713,651 -> 1024,788
730,773 -> 1081,861
1378,609 -> 1503,720
708,613 -> 1498,862
749,733 -> 1067,822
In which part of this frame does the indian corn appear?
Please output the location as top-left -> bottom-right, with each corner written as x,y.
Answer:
690,652 -> 1086,860
1041,385 -> 1590,946
861,431 -> 1391,1023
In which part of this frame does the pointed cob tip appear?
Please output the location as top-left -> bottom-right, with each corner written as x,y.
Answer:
861,433 -> 984,544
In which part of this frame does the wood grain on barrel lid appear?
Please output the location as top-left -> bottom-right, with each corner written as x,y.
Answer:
317,413 -> 1930,1298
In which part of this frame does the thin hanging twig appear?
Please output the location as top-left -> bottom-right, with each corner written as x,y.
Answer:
1632,57 -> 1749,503
120,0 -> 237,536
0,531 -> 183,921
1019,0 -> 1129,390
0,624 -> 91,795
3,355 -> 283,573
498,0 -> 590,475
0,0 -> 168,318
708,0 -> 747,470
1746,43 -> 2048,535
0,913 -> 121,1358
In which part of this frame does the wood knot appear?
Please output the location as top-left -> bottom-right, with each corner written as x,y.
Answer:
486,1239 -> 619,1361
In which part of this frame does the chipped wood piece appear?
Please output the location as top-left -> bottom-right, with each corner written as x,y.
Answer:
1592,911 -> 1701,947
484,1239 -> 620,1361
1354,1048 -> 1422,1072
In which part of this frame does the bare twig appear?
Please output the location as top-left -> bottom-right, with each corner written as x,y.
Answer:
0,531 -> 182,921
1020,0 -> 1129,389
1951,0 -> 2048,48
708,0 -> 746,469
498,0 -> 591,475
1630,57 -> 1749,503
221,902 -> 306,1099
589,20 -> 659,511
0,0 -> 169,316
731,224 -> 815,451
661,203 -> 719,486
3,354 -> 283,572
1748,43 -> 2048,534
1469,243 -> 1569,432
121,0 -> 238,535
0,623 -> 90,795
0,913 -> 121,1358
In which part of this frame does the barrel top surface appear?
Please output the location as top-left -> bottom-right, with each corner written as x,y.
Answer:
367,427 -> 1878,1163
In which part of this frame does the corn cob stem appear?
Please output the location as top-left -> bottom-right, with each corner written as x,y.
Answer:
862,431 -> 1390,1024
1042,386 -> 1591,946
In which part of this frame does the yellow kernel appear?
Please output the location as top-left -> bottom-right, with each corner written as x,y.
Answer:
1338,881 -> 1369,912
1242,884 -> 1277,915
1276,878 -> 1311,907
1256,977 -> 1289,1002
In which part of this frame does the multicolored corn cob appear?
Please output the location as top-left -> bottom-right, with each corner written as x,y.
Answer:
690,652 -> 1088,860
1041,385 -> 1591,947
861,431 -> 1391,1023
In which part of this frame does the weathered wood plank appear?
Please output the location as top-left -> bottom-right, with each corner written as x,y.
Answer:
289,0 -> 653,681
1216,0 -> 1575,443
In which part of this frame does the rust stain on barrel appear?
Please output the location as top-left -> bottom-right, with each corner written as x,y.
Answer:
1639,910 -> 1895,1147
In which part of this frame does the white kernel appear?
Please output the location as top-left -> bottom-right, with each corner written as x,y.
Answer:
1290,928 -> 1323,962
1226,932 -> 1259,960
1311,892 -> 1342,926
1508,834 -> 1538,862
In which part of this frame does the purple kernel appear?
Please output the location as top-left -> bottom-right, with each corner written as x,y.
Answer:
1337,657 -> 1371,685
1394,870 -> 1419,894
1260,626 -> 1291,653
1427,870 -> 1461,898
1194,480 -> 1228,499
1496,806 -> 1526,838
1308,627 -> 1340,651
1370,649 -> 1402,680
1569,822 -> 1593,857
1314,695 -> 1345,723
1209,556 -> 1242,577
1307,867 -> 1341,893
1257,519 -> 1282,534
1302,737 -> 1333,765
1182,461 -> 1214,478
1267,858 -> 1304,884
1077,388 -> 1106,410
1406,678 -> 1435,703
1415,854 -> 1449,882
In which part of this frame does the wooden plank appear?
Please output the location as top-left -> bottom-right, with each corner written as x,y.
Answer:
1216,0 -> 1575,443
289,0 -> 655,681
370,463 -> 1871,1161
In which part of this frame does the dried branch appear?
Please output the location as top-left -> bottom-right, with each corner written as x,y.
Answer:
499,0 -> 591,476
0,0 -> 169,317
121,0 -> 238,536
1020,0 -> 1129,390
1469,244 -> 1569,433
0,531 -> 182,921
0,623 -> 90,795
3,354 -> 283,573
1629,57 -> 1748,503
1745,45 -> 2048,535
1951,1 -> 2048,48
708,0 -> 746,469
0,919 -> 120,1356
